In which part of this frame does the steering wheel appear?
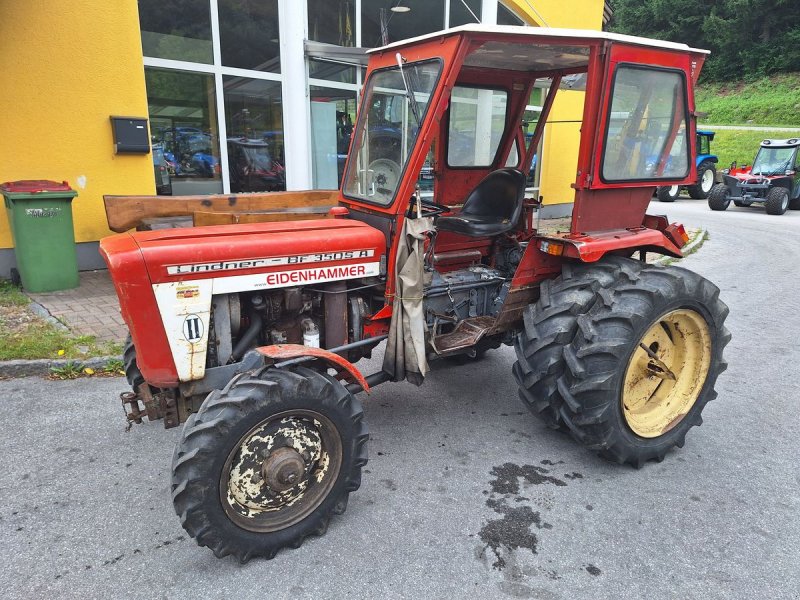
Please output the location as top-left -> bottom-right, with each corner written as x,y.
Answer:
368,159 -> 401,201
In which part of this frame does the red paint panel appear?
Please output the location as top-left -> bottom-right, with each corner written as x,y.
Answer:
572,187 -> 655,232
256,344 -> 370,392
550,227 -> 683,263
131,219 -> 385,284
99,235 -> 179,387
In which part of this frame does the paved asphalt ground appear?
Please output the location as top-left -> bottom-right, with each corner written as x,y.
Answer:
1,200 -> 798,600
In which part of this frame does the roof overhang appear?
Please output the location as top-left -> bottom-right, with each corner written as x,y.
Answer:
369,24 -> 710,57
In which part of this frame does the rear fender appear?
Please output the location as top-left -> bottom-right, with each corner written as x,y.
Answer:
538,216 -> 685,263
256,344 -> 371,393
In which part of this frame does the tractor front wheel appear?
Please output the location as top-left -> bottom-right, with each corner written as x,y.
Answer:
171,366 -> 368,562
556,261 -> 730,467
707,184 -> 730,211
765,186 -> 789,215
123,333 -> 144,391
687,161 -> 716,199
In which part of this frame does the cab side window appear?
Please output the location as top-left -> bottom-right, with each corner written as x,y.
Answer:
447,87 -> 508,168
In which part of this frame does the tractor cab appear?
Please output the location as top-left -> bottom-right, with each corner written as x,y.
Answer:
339,25 -> 706,279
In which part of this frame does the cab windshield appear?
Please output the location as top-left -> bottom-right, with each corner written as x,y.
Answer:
752,146 -> 796,175
343,59 -> 441,205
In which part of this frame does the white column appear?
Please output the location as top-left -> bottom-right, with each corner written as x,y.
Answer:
481,0 -> 498,24
278,0 -> 312,190
209,0 -> 230,193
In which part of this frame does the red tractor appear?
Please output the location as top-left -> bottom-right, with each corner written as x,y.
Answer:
101,26 -> 730,562
708,138 -> 800,215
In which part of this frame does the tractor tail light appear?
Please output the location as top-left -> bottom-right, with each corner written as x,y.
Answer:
539,240 -> 564,256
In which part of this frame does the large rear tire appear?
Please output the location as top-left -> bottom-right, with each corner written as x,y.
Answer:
765,186 -> 789,215
556,262 -> 730,467
707,184 -> 731,211
171,366 -> 368,562
687,161 -> 716,199
513,257 -> 646,429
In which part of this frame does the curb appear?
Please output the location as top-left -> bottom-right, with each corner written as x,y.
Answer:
652,228 -> 708,265
0,355 -> 122,379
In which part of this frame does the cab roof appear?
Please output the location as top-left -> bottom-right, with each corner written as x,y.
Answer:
369,25 -> 710,71
761,138 -> 800,147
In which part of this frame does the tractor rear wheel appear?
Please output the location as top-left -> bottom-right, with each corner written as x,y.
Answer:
513,257 -> 645,429
789,196 -> 800,210
687,161 -> 716,199
171,366 -> 367,562
556,262 -> 730,467
123,334 -> 144,391
656,185 -> 679,202
765,186 -> 789,215
707,184 -> 730,211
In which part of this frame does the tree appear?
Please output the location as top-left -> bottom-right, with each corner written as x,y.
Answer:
609,0 -> 800,81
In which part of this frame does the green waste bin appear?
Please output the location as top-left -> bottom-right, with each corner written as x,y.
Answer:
1,180 -> 79,292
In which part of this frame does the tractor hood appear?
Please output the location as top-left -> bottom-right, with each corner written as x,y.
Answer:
103,218 -> 386,286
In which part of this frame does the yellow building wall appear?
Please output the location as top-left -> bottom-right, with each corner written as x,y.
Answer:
0,1 -> 153,250
506,0 -> 604,210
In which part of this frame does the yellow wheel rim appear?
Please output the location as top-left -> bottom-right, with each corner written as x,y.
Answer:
621,308 -> 712,438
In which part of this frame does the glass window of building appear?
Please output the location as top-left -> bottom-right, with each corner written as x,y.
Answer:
223,76 -> 285,193
218,0 -> 280,72
310,87 -> 358,189
145,68 -> 223,195
361,0 -> 445,48
309,60 -> 357,85
448,0 -> 481,27
497,3 -> 525,25
138,0 -> 213,63
308,0 -> 356,47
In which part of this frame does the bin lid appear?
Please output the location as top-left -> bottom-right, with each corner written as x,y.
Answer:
0,180 -> 73,194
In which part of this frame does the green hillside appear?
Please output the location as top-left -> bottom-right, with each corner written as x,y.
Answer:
695,73 -> 800,127
693,73 -> 800,168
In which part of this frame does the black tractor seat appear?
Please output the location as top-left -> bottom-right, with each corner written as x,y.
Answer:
436,168 -> 526,237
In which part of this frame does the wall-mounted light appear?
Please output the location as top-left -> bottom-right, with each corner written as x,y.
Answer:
390,5 -> 411,13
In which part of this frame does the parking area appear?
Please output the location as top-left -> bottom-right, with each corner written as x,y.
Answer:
1,200 -> 798,600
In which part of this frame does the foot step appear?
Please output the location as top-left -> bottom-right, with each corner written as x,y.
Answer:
432,316 -> 495,354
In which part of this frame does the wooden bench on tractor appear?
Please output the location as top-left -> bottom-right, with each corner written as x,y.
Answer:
100,25 -> 730,562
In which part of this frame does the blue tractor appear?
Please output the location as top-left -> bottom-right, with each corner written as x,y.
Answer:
656,130 -> 718,202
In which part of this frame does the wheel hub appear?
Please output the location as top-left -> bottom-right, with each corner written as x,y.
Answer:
621,309 -> 712,438
701,168 -> 714,192
262,447 -> 306,492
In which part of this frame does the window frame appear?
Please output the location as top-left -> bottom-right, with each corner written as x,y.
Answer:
341,57 -> 445,208
444,84 -> 511,170
599,63 -> 691,185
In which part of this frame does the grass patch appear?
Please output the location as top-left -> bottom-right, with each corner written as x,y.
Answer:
696,73 -> 800,127
0,279 -> 29,307
0,278 -> 122,361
